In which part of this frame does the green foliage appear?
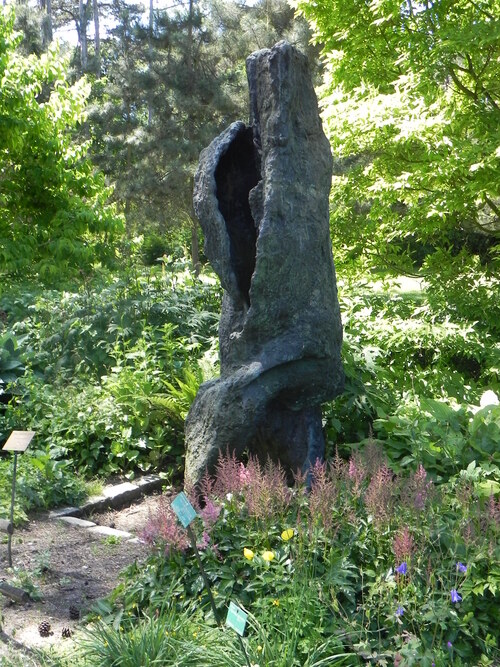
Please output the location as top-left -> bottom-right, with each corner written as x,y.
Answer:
96,454 -> 500,666
292,0 -> 500,281
324,276 -> 500,480
1,257 -> 220,380
0,7 -> 123,284
77,603 -> 250,667
87,0 -> 315,238
0,260 -> 220,477
0,332 -> 25,401
0,449 -> 88,524
8,567 -> 43,601
424,250 -> 500,336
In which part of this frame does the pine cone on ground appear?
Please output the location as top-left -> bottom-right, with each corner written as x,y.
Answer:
38,620 -> 52,637
68,604 -> 80,620
61,627 -> 73,638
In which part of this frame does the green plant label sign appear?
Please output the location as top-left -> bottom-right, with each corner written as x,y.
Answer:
171,492 -> 197,528
226,601 -> 247,636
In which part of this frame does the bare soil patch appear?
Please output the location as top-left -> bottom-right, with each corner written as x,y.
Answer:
0,492 -> 164,661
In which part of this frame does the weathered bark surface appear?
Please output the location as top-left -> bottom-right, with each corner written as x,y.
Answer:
185,41 -> 344,486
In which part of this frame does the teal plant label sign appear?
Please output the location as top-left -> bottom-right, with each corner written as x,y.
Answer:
171,492 -> 197,528
226,601 -> 247,636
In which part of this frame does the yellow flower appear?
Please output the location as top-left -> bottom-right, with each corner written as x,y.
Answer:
244,547 -> 255,560
281,528 -> 295,541
257,645 -> 263,653
272,598 -> 280,606
262,550 -> 275,562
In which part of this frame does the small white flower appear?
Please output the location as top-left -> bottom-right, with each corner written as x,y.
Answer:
225,492 -> 233,502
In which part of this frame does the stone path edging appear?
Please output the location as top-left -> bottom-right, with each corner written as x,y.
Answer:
47,474 -> 167,543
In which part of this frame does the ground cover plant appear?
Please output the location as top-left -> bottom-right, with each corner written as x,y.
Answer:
67,449 -> 498,666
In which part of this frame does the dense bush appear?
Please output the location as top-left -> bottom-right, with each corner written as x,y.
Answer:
0,449 -> 87,524
0,258 -> 220,518
325,275 -> 500,481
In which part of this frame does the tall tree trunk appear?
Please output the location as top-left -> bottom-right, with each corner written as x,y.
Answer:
187,0 -> 199,275
187,0 -> 194,68
191,220 -> 200,277
148,0 -> 154,126
125,102 -> 133,230
46,0 -> 53,41
93,0 -> 100,75
40,0 -> 53,45
79,0 -> 88,71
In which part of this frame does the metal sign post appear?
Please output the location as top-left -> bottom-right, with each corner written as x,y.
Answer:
2,430 -> 35,567
171,492 -> 221,623
171,492 -> 252,667
226,602 -> 252,667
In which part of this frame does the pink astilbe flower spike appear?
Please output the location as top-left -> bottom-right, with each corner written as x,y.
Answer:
400,464 -> 433,511
331,446 -> 348,480
140,495 -> 189,556
347,451 -> 367,496
362,439 -> 386,476
393,527 -> 415,563
245,456 -> 291,520
214,450 -> 251,498
199,469 -> 215,503
309,459 -> 339,535
199,498 -> 221,529
364,463 -> 396,525
488,494 -> 500,527
197,531 -> 211,551
292,467 -> 308,496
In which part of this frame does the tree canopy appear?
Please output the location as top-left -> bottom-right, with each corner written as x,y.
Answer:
293,0 -> 500,277
0,7 -> 122,284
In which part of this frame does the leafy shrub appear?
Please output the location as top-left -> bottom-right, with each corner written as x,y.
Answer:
0,258 -> 220,381
0,449 -> 87,524
424,249 -> 500,337
324,276 -> 500,480
0,333 -> 24,402
0,260 -> 220,478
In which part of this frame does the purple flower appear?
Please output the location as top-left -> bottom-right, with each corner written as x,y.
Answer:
396,561 -> 408,575
456,561 -> 467,574
395,605 -> 405,617
447,641 -> 453,648
450,589 -> 462,603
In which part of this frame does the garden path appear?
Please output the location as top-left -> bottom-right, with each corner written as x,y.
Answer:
0,478 -> 169,663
